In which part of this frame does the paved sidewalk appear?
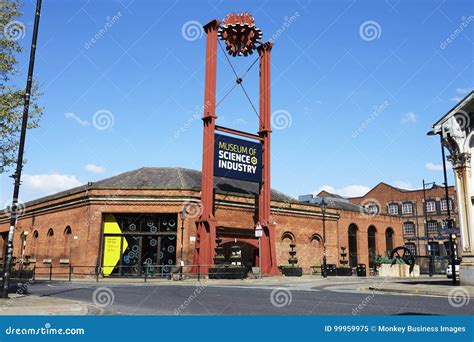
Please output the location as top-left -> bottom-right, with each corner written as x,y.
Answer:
0,294 -> 95,315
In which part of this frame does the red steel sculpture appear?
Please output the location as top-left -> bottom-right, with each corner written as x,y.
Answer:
193,13 -> 278,275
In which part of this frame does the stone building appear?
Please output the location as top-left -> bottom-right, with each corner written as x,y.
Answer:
0,167 -> 403,277
431,90 -> 474,285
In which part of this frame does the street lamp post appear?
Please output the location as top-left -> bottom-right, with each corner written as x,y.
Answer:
1,0 -> 42,299
428,130 -> 458,285
422,179 -> 436,277
320,199 -> 328,278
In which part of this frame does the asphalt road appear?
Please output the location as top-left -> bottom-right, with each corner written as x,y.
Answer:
24,280 -> 474,315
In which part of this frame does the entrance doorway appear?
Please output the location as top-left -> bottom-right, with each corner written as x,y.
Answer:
348,224 -> 358,267
103,213 -> 177,277
221,241 -> 257,272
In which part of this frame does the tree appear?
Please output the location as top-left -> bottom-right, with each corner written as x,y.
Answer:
0,0 -> 42,173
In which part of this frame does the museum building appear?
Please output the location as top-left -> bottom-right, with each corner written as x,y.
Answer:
0,167 -> 403,277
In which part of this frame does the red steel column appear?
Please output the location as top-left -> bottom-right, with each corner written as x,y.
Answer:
258,42 -> 278,275
192,20 -> 220,273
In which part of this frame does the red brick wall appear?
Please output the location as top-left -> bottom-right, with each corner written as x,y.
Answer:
0,188 -> 403,275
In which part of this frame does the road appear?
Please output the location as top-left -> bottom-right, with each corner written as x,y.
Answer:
24,279 -> 474,315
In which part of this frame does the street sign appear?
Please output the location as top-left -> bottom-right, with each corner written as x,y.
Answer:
255,222 -> 263,237
440,228 -> 460,235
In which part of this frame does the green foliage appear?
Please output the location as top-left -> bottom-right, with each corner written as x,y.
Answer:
0,0 -> 43,173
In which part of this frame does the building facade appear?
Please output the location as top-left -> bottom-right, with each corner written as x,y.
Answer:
345,183 -> 461,260
0,167 -> 403,277
432,90 -> 474,285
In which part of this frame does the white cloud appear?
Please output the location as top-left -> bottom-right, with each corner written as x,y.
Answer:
393,180 -> 416,190
64,112 -> 89,126
401,111 -> 417,124
425,162 -> 443,171
451,96 -> 463,103
23,173 -> 82,195
456,88 -> 470,95
85,164 -> 106,174
315,184 -> 370,197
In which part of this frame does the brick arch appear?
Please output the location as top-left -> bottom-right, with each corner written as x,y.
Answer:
281,231 -> 295,242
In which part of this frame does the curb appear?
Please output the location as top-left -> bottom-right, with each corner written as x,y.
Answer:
367,286 -> 452,297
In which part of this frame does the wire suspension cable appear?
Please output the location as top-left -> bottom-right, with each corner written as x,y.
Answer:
217,40 -> 261,120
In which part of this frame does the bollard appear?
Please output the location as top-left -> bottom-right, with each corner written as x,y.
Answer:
96,266 -> 100,283
69,264 -> 72,282
32,266 -> 36,281
49,263 -> 53,281
144,264 -> 148,283
198,264 -> 200,282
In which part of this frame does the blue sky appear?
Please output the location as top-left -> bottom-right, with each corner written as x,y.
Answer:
1,0 -> 473,205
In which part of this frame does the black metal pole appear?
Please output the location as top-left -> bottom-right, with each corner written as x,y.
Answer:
440,135 -> 457,285
1,0 -> 42,299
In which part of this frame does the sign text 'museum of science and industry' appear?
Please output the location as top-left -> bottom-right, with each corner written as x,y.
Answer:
214,133 -> 262,183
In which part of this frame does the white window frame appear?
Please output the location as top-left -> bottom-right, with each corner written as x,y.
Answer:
403,222 -> 415,235
405,243 -> 417,256
402,202 -> 413,214
388,204 -> 399,215
427,221 -> 439,234
425,201 -> 436,213
440,199 -> 453,211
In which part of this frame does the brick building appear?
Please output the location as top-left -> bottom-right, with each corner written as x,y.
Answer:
338,182 -> 461,259
0,167 -> 403,277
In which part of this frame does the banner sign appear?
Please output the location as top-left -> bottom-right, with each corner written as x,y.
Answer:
214,133 -> 262,183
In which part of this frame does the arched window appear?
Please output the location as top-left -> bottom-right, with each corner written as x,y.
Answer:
385,227 -> 394,254
309,234 -> 323,267
281,231 -> 295,242
348,224 -> 358,267
47,228 -> 54,237
367,226 -> 377,268
63,226 -> 72,259
33,230 -> 39,238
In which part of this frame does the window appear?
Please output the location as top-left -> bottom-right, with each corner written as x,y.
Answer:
403,222 -> 415,235
427,221 -> 439,235
402,202 -> 413,214
405,243 -> 417,256
428,242 -> 441,257
440,199 -> 453,211
388,204 -> 399,215
425,201 -> 436,213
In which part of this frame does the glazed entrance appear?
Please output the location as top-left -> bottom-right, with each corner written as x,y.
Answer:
102,213 -> 177,277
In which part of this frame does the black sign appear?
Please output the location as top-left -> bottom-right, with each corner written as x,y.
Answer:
214,133 -> 262,183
